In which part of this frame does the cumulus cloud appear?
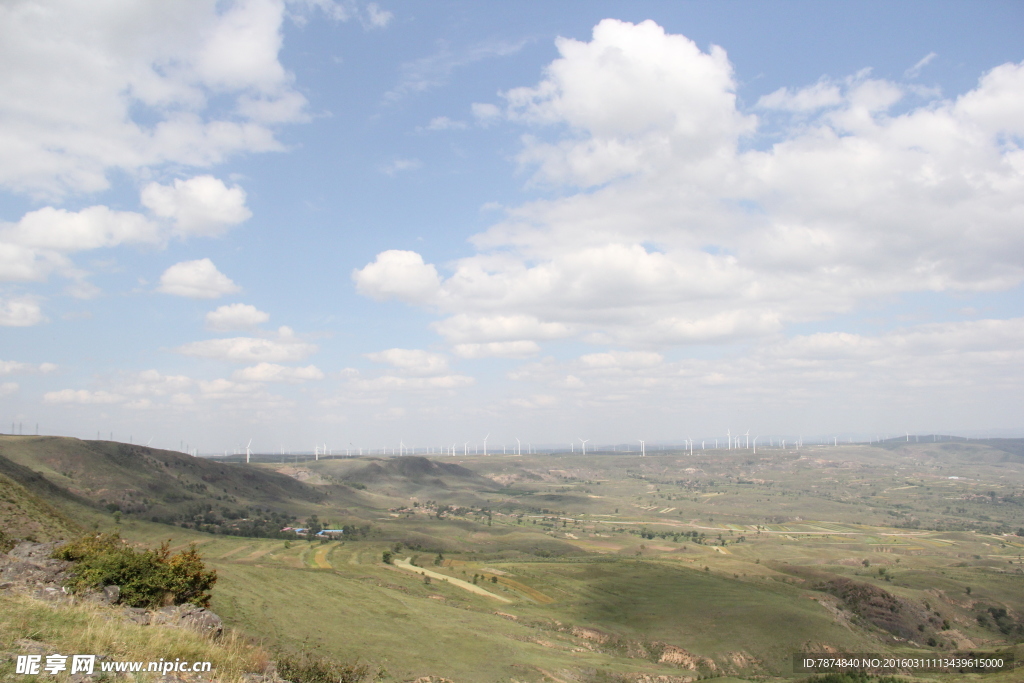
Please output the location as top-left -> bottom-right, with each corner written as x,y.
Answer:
0,297 -> 45,326
205,303 -> 269,331
353,250 -> 440,303
379,158 -> 422,176
757,79 -> 843,111
177,329 -> 317,363
453,340 -> 540,359
365,348 -> 449,375
497,316 -> 1024,435
140,175 -> 251,236
3,206 -> 160,251
348,374 -> 474,392
355,19 -> 1024,357
0,175 -> 250,303
232,362 -> 324,382
422,116 -> 467,131
158,258 -> 241,299
0,0 -> 336,198
0,360 -> 57,374
363,3 -> 393,29
43,389 -> 124,404
503,19 -> 755,187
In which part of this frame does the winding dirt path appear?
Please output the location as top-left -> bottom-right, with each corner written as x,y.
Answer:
393,557 -> 512,603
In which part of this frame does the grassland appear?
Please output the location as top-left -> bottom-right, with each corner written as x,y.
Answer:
4,437 -> 1024,682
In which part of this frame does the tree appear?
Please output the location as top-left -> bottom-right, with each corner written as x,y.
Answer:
305,515 -> 322,536
382,550 -> 393,564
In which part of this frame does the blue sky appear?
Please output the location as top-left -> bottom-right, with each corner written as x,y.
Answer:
2,0 -> 1023,453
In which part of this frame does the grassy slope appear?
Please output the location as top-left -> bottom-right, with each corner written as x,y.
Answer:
0,435 -> 337,519
0,470 -> 82,541
0,591 -> 270,683
5,437 -> 1024,682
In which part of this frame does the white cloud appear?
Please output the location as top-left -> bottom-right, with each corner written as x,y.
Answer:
503,19 -> 755,187
120,369 -> 193,397
905,52 -> 938,78
0,242 -> 67,282
453,340 -> 540,359
423,116 -> 466,131
0,0 -> 324,198
385,39 -> 525,102
355,20 -> 1024,355
435,314 -> 572,344
205,303 -> 269,331
364,2 -> 392,28
43,389 -> 124,404
349,374 -> 474,392
0,297 -> 45,326
158,258 -> 241,299
379,158 -> 422,176
177,332 -> 317,363
579,351 -> 663,370
353,250 -> 440,303
232,362 -> 324,382
140,175 -> 251,236
365,348 -> 449,375
0,382 -> 18,397
471,102 -> 501,125
4,206 -> 160,251
0,175 -> 249,297
757,80 -> 843,111
0,360 -> 57,374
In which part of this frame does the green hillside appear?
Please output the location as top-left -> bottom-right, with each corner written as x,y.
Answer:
3,436 -> 1023,681
0,469 -> 82,543
0,435 -> 336,523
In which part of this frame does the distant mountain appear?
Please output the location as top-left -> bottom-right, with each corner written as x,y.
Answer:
341,456 -> 498,493
0,435 -> 329,521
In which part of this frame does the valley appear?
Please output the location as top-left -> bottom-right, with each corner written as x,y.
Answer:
2,435 -> 1023,682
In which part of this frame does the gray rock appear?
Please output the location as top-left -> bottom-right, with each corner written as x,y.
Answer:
152,604 -> 223,638
103,584 -> 121,604
122,607 -> 151,625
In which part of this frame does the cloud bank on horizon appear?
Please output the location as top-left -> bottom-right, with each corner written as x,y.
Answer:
1,3 -> 1022,449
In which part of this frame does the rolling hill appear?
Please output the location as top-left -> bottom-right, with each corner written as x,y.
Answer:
0,435 -> 340,528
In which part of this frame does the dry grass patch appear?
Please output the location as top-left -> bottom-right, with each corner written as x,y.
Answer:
0,592 -> 270,682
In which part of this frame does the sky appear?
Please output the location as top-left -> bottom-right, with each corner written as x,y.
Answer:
1,0 -> 1023,454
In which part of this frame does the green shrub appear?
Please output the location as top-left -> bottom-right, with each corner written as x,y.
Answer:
800,674 -> 908,683
276,651 -> 369,683
0,530 -> 15,553
53,533 -> 216,608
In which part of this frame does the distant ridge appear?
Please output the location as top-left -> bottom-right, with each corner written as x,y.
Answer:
0,435 -> 329,520
343,455 -> 496,490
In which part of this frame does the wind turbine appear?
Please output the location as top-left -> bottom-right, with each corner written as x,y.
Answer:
146,437 -> 154,446
245,438 -> 252,464
745,430 -> 750,449
579,438 -> 588,455
483,433 -> 490,456
515,437 -> 521,455
638,439 -> 645,457
753,436 -> 759,454
463,441 -> 469,456
727,429 -> 731,450
687,436 -> 693,455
